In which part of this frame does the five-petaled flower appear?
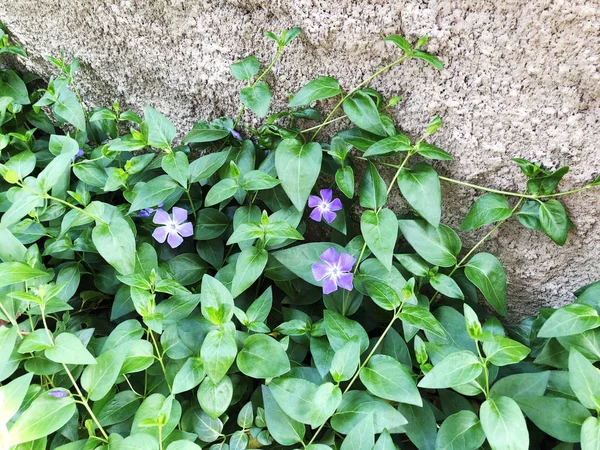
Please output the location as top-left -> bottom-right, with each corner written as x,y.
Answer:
138,202 -> 164,219
152,206 -> 193,248
308,189 -> 343,224
311,247 -> 356,294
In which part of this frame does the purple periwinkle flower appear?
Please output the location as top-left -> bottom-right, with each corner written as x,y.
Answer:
308,189 -> 343,224
49,390 -> 69,398
152,206 -> 193,248
311,247 -> 356,295
228,128 -> 242,141
71,149 -> 85,163
138,202 -> 165,219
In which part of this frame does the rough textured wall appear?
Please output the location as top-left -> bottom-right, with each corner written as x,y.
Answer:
1,0 -> 599,319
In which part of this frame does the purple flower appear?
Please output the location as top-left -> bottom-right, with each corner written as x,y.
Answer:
308,189 -> 343,224
311,247 -> 356,295
228,128 -> 242,141
138,202 -> 165,219
71,149 -> 85,163
152,206 -> 194,248
48,390 -> 69,398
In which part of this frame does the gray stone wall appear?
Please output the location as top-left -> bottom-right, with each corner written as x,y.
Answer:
1,0 -> 599,319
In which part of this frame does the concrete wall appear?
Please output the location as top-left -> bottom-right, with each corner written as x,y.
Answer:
1,0 -> 599,319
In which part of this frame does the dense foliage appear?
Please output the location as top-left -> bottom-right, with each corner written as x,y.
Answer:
1,25 -> 600,450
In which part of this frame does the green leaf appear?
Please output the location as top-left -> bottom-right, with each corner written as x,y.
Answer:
200,275 -> 234,325
37,135 -> 80,192
413,49 -> 444,70
269,378 -> 317,424
395,253 -> 430,277
193,208 -> 229,240
538,304 -> 600,338
335,166 -> 355,199
464,253 -> 507,316
436,410 -> 485,450
129,175 -> 181,212
0,262 -> 48,288
330,337 -> 361,383
489,371 -> 550,400
289,76 -> 341,107
568,348 -> 600,410
396,402 -> 437,450
430,273 -> 464,300
204,178 -> 239,207
53,84 -> 85,130
359,354 -> 421,405
0,69 -> 29,104
262,386 -> 305,446
460,194 -> 512,231
189,150 -> 229,182
172,357 -> 205,394
517,396 -> 591,442
397,162 -> 441,227
363,134 -> 411,157
418,351 -> 482,388
331,390 -> 407,434
340,414 -> 374,450
97,391 -> 141,427
200,330 -> 237,383
271,242 -> 347,285
92,212 -> 136,275
582,417 -> 600,450
237,334 -> 290,379
539,199 -> 569,245
241,81 -> 271,117
275,139 -> 322,211
358,162 -> 387,209
182,127 -> 230,144
230,55 -> 260,81
197,376 -> 233,418
398,220 -> 461,267
343,91 -> 392,136
384,35 -> 412,53
399,306 -> 446,339
45,332 -> 96,365
480,397 -> 528,450
417,143 -> 453,160
241,170 -> 280,191
324,310 -> 369,352
482,335 -> 530,366
8,392 -> 76,446
0,373 -> 33,424
81,346 -> 126,401
360,209 -> 397,270
231,246 -> 268,297
162,152 -> 189,188
146,105 -> 176,150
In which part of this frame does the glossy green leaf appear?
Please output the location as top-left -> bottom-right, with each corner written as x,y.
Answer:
289,76 -> 341,107
324,310 -> 369,352
340,414 -> 374,450
359,354 -> 421,405
81,346 -> 126,401
45,332 -> 96,365
0,373 -> 33,424
568,349 -> 600,410
230,55 -> 260,81
418,351 -> 482,388
581,417 -> 600,450
397,163 -> 441,227
480,396 -> 528,450
262,386 -> 305,446
482,335 -> 530,366
0,262 -> 48,289
200,329 -> 237,383
539,199 -> 569,245
197,375 -> 233,418
360,209 -> 397,270
538,304 -> 600,338
460,194 -> 512,231
0,70 -> 29,104
204,178 -> 239,207
464,253 -> 507,316
398,220 -> 461,267
241,81 -> 271,117
237,334 -> 290,379
430,273 -> 464,300
275,139 -> 322,211
146,105 -> 176,150
397,402 -> 437,450
182,127 -> 230,144
231,246 -> 268,297
335,166 -> 355,199
363,134 -> 411,157
92,211 -> 136,275
129,175 -> 181,212
436,410 -> 485,450
330,337 -> 361,383
343,91 -> 391,137
399,306 -> 446,339
162,151 -> 189,188
358,162 -> 387,209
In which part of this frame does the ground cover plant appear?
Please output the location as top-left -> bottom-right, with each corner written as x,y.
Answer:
1,24 -> 600,450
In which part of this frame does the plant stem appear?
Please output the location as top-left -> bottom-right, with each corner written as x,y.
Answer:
254,45 -> 283,85
0,302 -> 17,326
310,54 -> 410,141
185,188 -> 197,221
148,328 -> 172,393
475,341 -> 490,398
300,115 -> 348,134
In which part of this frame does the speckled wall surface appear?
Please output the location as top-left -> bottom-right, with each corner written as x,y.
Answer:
1,0 -> 599,319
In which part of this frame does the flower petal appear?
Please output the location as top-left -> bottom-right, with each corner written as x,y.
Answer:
329,198 -> 343,211
322,277 -> 338,295
167,232 -> 184,248
322,210 -> 337,224
320,189 -> 333,203
309,208 -> 323,222
338,253 -> 357,272
320,247 -> 340,266
177,222 -> 194,237
337,273 -> 354,291
152,226 -> 169,243
311,263 -> 331,281
153,209 -> 171,225
172,207 -> 188,224
308,195 -> 322,208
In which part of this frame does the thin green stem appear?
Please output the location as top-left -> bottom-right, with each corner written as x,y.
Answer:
475,341 -> 490,398
254,46 -> 283,85
185,189 -> 197,221
300,115 -> 348,134
310,54 -> 410,141
148,328 -> 172,393
0,302 -> 17,326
